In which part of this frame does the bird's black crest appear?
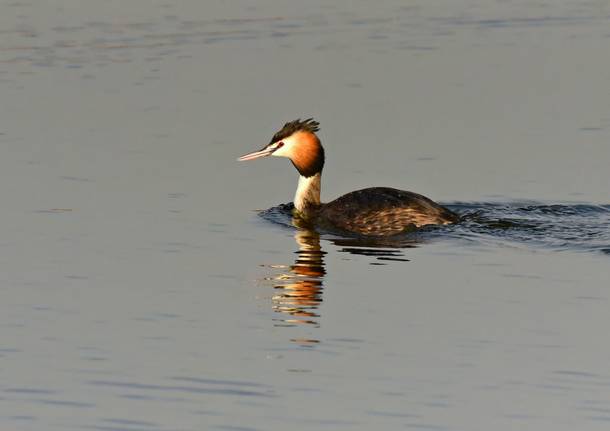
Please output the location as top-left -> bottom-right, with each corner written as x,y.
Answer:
270,118 -> 320,144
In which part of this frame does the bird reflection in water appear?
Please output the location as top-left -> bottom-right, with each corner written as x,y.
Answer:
268,229 -> 326,335
259,214 -> 421,346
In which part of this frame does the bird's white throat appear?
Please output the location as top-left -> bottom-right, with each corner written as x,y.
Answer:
294,173 -> 321,213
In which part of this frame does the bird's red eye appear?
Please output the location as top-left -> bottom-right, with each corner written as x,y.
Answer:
277,141 -> 284,148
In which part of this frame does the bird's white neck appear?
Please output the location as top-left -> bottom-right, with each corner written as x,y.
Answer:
294,173 -> 321,215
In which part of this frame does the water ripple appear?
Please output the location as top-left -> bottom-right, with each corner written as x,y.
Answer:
449,202 -> 610,254
89,379 -> 275,398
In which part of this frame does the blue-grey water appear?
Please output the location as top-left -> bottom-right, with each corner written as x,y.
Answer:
1,1 -> 610,430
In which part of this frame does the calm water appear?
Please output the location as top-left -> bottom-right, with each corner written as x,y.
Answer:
1,1 -> 610,430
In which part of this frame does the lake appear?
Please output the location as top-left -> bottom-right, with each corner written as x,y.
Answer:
1,1 -> 610,430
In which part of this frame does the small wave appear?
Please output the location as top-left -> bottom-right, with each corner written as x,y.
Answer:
447,202 -> 610,254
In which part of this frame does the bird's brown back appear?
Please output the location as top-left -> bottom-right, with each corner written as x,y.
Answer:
319,187 -> 458,236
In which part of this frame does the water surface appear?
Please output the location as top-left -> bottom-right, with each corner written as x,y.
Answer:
1,1 -> 610,430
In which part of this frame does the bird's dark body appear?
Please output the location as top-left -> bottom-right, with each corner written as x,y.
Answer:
317,187 -> 459,236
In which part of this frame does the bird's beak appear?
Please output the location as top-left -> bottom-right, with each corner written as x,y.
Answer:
237,142 -> 280,161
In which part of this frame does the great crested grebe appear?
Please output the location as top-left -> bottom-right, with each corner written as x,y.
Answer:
238,118 -> 459,236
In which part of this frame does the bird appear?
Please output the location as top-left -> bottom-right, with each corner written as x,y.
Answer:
238,118 -> 458,236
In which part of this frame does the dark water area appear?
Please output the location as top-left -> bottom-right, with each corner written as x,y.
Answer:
452,203 -> 610,255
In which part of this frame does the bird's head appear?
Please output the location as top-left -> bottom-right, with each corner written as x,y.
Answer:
238,118 -> 325,177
